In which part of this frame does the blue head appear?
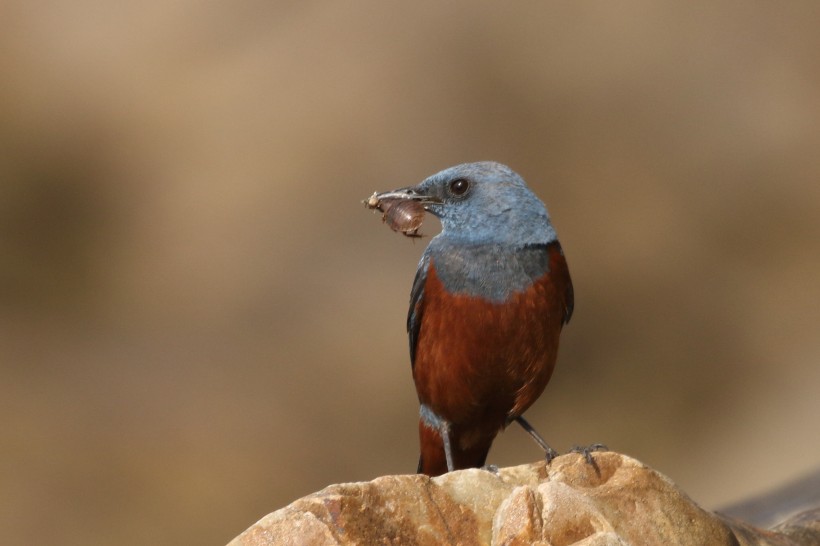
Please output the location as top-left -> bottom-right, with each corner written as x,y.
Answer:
377,162 -> 556,246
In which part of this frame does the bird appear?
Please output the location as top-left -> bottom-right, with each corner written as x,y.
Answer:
370,161 -> 575,476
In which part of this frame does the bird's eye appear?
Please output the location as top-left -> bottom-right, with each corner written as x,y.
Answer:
448,178 -> 470,196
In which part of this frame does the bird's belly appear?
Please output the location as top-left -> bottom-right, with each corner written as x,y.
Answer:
412,269 -> 564,428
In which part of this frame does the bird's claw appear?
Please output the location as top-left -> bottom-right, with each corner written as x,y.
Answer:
569,443 -> 608,465
481,464 -> 500,474
545,447 -> 559,463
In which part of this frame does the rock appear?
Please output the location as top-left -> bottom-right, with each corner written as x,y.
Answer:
228,452 -> 820,546
719,469 -> 820,528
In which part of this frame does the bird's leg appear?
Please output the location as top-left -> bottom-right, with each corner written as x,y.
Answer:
420,404 -> 456,472
514,416 -> 559,462
440,420 -> 455,472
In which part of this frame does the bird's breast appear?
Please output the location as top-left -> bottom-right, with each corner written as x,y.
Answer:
412,242 -> 572,428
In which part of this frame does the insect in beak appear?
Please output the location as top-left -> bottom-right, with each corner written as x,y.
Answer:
363,190 -> 433,238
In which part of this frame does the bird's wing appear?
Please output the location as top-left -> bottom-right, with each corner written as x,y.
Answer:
563,278 -> 574,325
407,252 -> 430,369
557,242 -> 574,325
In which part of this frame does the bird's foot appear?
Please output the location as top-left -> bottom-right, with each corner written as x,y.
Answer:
569,444 -> 608,466
544,447 -> 560,463
481,464 -> 500,475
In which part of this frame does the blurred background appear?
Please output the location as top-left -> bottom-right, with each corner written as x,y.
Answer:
1,2 -> 819,544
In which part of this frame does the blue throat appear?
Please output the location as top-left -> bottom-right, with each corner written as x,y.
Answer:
425,240 -> 555,303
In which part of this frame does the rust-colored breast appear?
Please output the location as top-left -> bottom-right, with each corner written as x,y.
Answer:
412,243 -> 572,434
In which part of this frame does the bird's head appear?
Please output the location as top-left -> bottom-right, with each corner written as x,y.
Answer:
374,162 -> 556,246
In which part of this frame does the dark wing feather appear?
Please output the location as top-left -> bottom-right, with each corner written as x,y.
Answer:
557,242 -> 574,325
563,278 -> 574,324
407,253 -> 430,369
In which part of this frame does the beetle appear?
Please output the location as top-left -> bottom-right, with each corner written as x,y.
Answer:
364,192 -> 425,238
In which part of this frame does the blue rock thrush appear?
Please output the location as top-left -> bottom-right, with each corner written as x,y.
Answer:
371,161 -> 574,476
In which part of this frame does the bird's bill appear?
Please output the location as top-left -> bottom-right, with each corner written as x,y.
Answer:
373,187 -> 439,204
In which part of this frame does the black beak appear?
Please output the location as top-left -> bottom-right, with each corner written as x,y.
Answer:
364,187 -> 440,211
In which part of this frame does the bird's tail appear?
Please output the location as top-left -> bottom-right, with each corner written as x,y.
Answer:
416,419 -> 496,476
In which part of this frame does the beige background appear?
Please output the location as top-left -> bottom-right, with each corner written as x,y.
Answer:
1,2 -> 819,545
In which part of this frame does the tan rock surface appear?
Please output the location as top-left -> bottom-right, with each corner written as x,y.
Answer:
229,453 -> 820,546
